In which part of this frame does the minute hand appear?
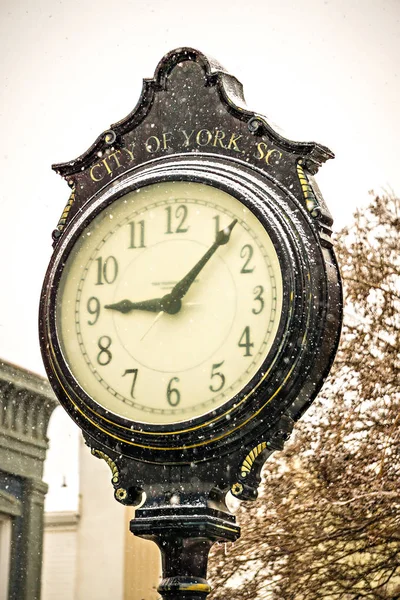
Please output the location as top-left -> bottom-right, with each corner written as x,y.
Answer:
170,219 -> 237,300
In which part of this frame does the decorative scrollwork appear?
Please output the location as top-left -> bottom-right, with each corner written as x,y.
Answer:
297,160 -> 321,218
231,415 -> 294,500
240,442 -> 267,478
231,442 -> 268,499
247,116 -> 263,133
52,187 -> 76,242
104,129 -> 116,144
91,448 -> 120,484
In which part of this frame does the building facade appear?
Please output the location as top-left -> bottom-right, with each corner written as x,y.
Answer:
0,359 -> 57,600
41,436 -> 161,600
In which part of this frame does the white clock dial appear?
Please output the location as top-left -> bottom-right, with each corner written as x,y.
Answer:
57,181 -> 283,425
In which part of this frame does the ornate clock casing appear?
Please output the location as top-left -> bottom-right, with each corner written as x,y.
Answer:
40,48 -> 342,507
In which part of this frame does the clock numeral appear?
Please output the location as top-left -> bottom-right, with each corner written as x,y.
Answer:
165,205 -> 189,234
240,244 -> 255,274
209,361 -> 226,393
166,377 -> 181,406
128,220 -> 146,248
97,336 -> 112,366
238,326 -> 254,357
87,297 -> 100,325
252,285 -> 265,315
95,256 -> 118,285
123,368 -> 138,399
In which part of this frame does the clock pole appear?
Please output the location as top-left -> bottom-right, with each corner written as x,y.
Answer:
87,415 -> 293,599
131,504 -> 239,600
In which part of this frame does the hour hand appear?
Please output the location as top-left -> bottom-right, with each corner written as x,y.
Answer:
105,298 -> 163,314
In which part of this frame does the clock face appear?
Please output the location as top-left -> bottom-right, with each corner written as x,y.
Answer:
56,181 -> 283,425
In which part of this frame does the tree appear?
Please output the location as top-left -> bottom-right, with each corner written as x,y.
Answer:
209,193 -> 400,600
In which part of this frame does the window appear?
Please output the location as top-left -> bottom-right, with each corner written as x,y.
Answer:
0,514 -> 12,600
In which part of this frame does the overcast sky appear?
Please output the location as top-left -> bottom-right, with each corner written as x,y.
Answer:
1,0 -> 398,510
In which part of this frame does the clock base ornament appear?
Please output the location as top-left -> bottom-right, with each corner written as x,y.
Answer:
40,47 -> 342,597
131,506 -> 239,600
87,411 -> 294,596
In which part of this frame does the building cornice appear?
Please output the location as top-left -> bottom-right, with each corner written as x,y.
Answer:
0,358 -> 58,478
0,359 -> 56,403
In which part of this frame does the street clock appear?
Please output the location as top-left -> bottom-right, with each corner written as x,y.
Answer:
40,48 -> 342,599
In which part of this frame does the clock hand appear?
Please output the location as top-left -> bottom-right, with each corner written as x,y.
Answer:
140,303 -> 203,341
105,298 -> 163,314
105,220 -> 236,316
140,310 -> 164,341
105,293 -> 182,315
170,219 -> 237,301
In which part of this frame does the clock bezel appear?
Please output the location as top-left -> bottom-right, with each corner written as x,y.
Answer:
40,154 -> 328,463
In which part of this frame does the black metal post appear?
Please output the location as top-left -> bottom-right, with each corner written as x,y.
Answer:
130,505 -> 240,600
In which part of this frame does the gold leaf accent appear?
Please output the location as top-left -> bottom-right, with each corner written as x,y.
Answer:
240,442 -> 267,478
297,161 -> 320,217
91,449 -> 120,484
55,188 -> 76,234
180,584 -> 211,592
163,581 -> 211,593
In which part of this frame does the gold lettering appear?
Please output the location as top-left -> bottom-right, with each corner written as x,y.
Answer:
255,142 -> 268,161
265,148 -> 282,165
90,164 -> 104,182
227,133 -> 242,152
212,130 -> 226,148
123,144 -> 135,162
108,151 -> 123,169
254,142 -> 282,165
145,136 -> 161,153
162,132 -> 172,149
102,157 -> 112,175
196,129 -> 212,146
181,129 -> 195,147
